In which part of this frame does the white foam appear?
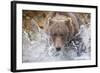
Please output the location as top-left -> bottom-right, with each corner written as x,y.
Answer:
22,25 -> 91,62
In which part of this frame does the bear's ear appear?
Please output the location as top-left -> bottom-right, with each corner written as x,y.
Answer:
65,18 -> 72,25
49,12 -> 56,18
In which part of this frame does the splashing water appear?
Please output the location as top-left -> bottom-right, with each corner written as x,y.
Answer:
22,25 -> 91,63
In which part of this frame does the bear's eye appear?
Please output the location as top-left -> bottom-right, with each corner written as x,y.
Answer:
60,34 -> 64,36
53,33 -> 57,36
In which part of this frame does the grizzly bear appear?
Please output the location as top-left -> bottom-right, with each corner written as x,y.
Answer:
44,12 -> 80,51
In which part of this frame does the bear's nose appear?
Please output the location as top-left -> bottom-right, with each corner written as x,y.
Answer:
56,47 -> 61,51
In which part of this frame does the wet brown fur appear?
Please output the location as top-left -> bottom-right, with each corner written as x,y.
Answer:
45,12 -> 80,49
